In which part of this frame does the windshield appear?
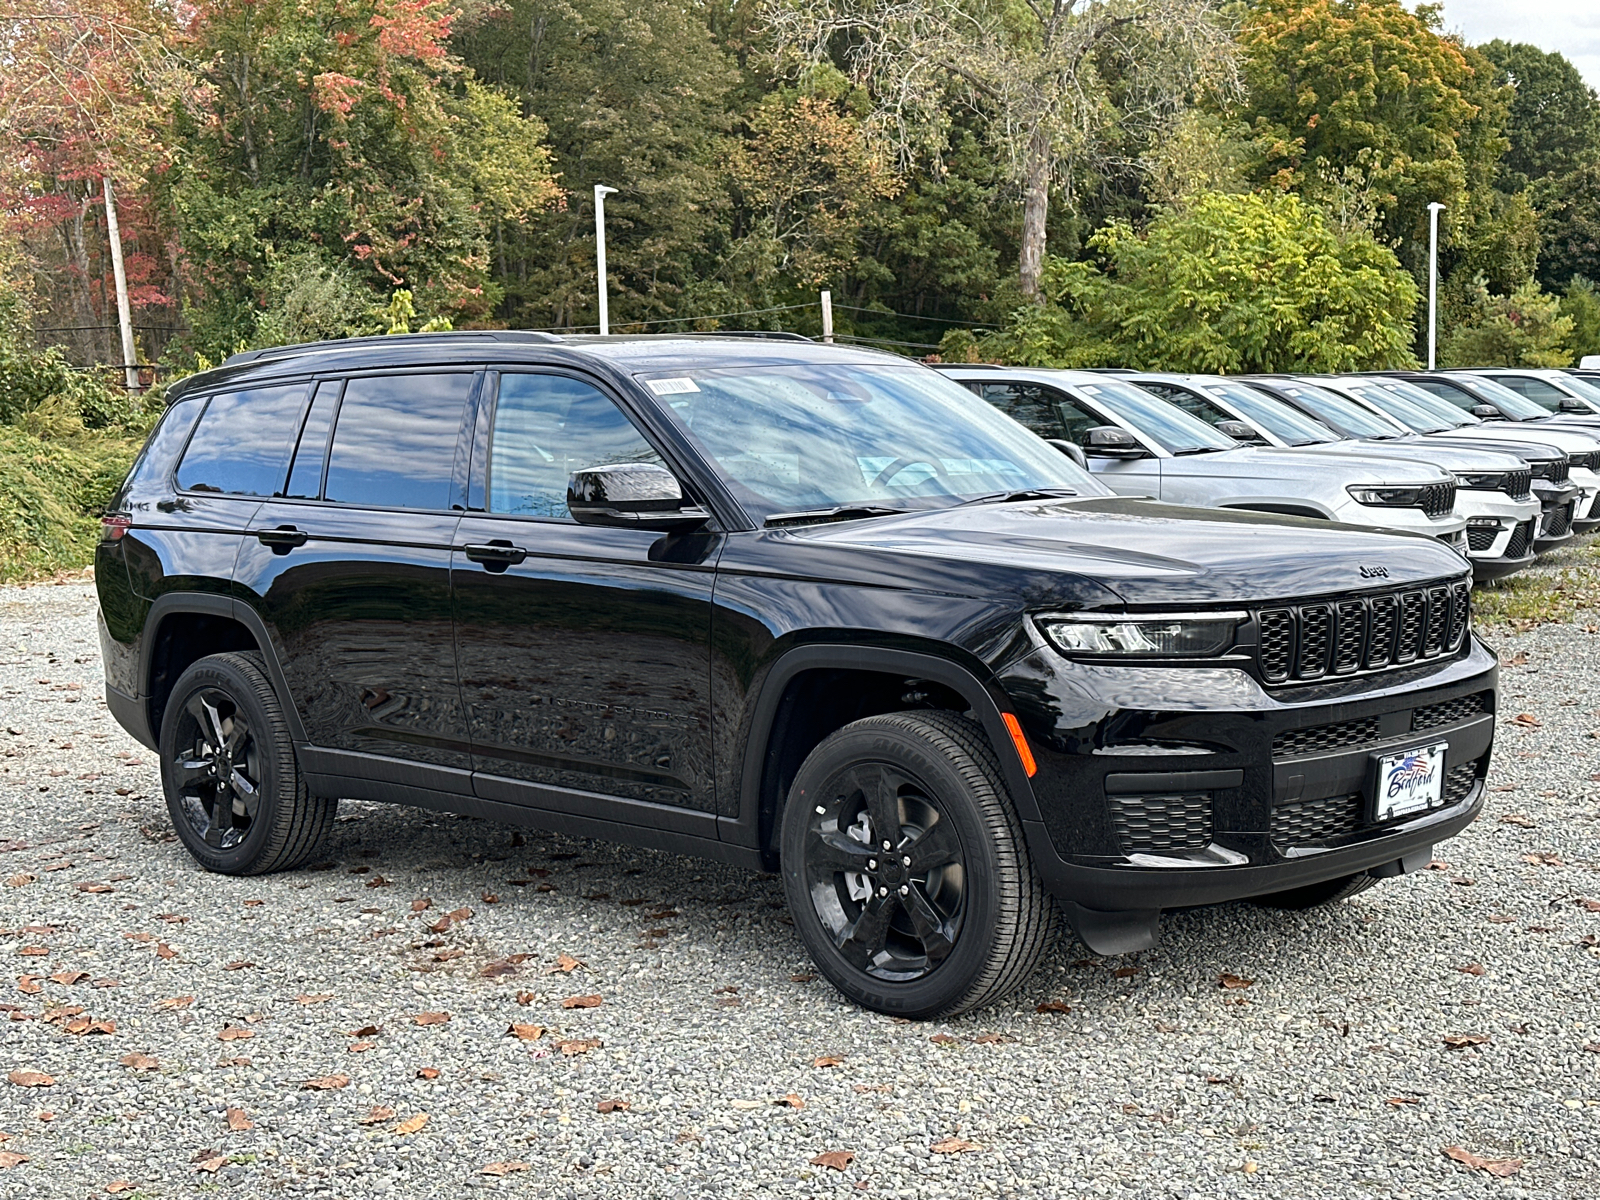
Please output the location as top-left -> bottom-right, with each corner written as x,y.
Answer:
1067,377 -> 1238,454
1198,379 -> 1342,445
640,363 -> 1106,518
1444,374 -> 1552,420
1557,374 -> 1600,408
1342,381 -> 1455,434
1374,379 -> 1479,427
1266,381 -> 1408,438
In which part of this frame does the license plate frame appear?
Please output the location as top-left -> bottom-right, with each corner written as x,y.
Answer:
1369,740 -> 1448,823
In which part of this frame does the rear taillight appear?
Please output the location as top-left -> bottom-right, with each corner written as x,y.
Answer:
100,512 -> 132,542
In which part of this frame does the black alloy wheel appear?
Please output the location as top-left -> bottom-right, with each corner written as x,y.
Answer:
780,710 -> 1055,1018
159,652 -> 336,875
171,686 -> 262,850
800,762 -> 967,982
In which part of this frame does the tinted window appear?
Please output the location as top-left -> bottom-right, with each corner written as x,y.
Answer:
1069,378 -> 1236,452
1268,382 -> 1402,438
1149,385 -> 1234,427
977,383 -> 1067,438
323,374 -> 473,510
489,375 -> 662,518
176,385 -> 309,496
1492,375 -> 1568,407
127,396 -> 205,490
1201,381 -> 1340,444
284,381 -> 340,500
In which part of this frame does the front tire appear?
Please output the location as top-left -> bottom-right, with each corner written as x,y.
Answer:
779,711 -> 1055,1019
158,651 -> 335,875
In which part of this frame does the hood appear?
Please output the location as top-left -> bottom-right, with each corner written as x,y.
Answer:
1163,445 -> 1451,486
1419,434 -> 1563,465
1448,424 -> 1600,453
779,495 -> 1470,607
1291,439 -> 1528,472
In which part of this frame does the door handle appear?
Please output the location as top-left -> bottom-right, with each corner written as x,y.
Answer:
256,525 -> 308,552
464,541 -> 528,569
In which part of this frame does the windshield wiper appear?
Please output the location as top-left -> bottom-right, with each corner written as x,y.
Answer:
958,487 -> 1078,506
764,504 -> 909,528
1170,446 -> 1221,455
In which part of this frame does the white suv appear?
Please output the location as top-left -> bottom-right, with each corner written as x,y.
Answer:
936,367 -> 1468,549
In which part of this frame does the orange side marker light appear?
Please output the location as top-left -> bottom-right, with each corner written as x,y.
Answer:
1000,712 -> 1037,777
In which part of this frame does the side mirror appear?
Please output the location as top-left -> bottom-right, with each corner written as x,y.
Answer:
1470,404 -> 1501,419
1046,438 -> 1089,469
1216,420 -> 1263,443
568,463 -> 710,533
1559,395 -> 1590,412
1083,425 -> 1146,459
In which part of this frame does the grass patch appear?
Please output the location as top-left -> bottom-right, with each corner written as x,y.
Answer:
0,423 -> 139,583
1472,537 -> 1600,630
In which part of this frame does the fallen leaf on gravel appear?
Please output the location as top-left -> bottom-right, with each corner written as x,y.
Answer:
1425,860 -> 1450,871
1457,963 -> 1487,976
105,1180 -> 134,1192
154,996 -> 193,1010
931,1138 -> 981,1154
124,933 -> 152,943
425,917 -> 451,934
75,883 -> 113,894
347,1042 -> 375,1053
789,973 -> 815,983
560,994 -> 601,1009
550,954 -> 583,974
596,1099 -> 629,1113
64,1018 -> 114,1035
223,961 -> 253,971
1442,1033 -> 1491,1049
1579,899 -> 1600,913
1112,966 -> 1139,979
1499,813 -> 1537,828
813,1055 -> 844,1068
413,1012 -> 450,1026
36,1112 -> 53,1122
157,914 -> 188,925
479,1162 -> 530,1177
810,1151 -> 855,1171
929,1033 -> 959,1045
17,976 -> 40,995
481,892 -> 499,904
1511,713 -> 1541,728
774,1093 -> 805,1109
155,943 -> 176,960
557,1038 -> 602,1056
119,1054 -> 157,1071
1443,1145 -> 1524,1177
446,907 -> 471,923
91,979 -> 118,989
1584,1042 -> 1600,1054
479,960 -> 518,979
192,1155 -> 227,1174
410,898 -> 431,912
7,1071 -> 53,1087
1386,1097 -> 1420,1106
1036,1000 -> 1070,1014
507,1024 -> 544,1042
1501,652 -> 1528,666
1218,974 -> 1254,989
17,947 -> 46,957
346,1025 -> 381,1038
393,1114 -> 428,1135
364,876 -> 390,889
416,1067 -> 440,1079
225,1108 -> 253,1132
216,1026 -> 253,1041
243,899 -> 264,908
295,994 -> 332,1005
645,908 -> 679,920
1488,914 -> 1516,924
0,1150 -> 27,1168
1522,852 -> 1565,867
301,1075 -> 349,1091
5,876 -> 33,888
42,861 -> 70,871
357,1107 -> 396,1125
514,992 -> 535,1006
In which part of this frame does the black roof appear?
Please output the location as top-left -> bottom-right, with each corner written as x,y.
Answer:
166,332 -> 895,403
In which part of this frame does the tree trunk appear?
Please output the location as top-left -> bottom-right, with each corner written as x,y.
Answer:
103,176 -> 141,391
61,187 -> 98,364
1019,129 -> 1050,301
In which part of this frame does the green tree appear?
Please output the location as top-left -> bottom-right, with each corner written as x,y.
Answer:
1531,162 -> 1600,290
972,190 -> 1418,372
1440,279 -> 1574,367
1559,277 -> 1600,360
1478,40 -> 1600,188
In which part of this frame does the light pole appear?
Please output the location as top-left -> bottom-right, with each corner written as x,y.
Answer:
1427,202 -> 1446,370
594,184 -> 618,335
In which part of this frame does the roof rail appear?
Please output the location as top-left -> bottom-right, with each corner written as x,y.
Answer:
221,329 -> 565,368
687,330 -> 814,342
927,362 -> 1004,370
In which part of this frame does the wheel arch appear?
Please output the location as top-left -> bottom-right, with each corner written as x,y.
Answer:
728,644 -> 1041,868
141,594 -> 307,746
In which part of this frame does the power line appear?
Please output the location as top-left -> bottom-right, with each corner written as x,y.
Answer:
831,303 -> 992,329
523,302 -> 818,334
832,333 -> 946,351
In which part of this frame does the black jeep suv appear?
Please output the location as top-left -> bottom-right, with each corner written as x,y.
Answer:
96,333 -> 1496,1018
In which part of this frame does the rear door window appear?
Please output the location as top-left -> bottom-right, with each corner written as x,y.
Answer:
176,384 -> 311,495
284,380 -> 341,500
323,374 -> 475,510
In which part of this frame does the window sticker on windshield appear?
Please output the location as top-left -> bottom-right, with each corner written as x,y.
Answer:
647,377 -> 700,395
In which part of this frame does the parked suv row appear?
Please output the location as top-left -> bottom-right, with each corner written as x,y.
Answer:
99,333 -> 1496,1017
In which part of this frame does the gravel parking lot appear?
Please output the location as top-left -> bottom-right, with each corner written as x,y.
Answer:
2,572 -> 1599,1199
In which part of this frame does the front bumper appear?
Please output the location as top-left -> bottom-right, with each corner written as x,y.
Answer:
1328,501 -> 1468,548
998,636 -> 1496,951
1532,480 -> 1582,549
1454,491 -> 1541,578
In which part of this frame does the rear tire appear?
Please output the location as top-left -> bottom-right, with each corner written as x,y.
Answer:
1249,872 -> 1376,910
779,710 -> 1055,1019
158,651 -> 335,875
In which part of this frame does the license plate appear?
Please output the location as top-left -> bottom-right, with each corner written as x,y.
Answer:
1371,741 -> 1448,822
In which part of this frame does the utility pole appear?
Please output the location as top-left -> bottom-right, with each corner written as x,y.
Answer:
1427,202 -> 1446,371
102,176 -> 140,391
820,290 -> 834,343
594,184 -> 618,335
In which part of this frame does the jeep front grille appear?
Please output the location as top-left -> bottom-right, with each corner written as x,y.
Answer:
1419,481 -> 1456,518
1256,581 -> 1470,684
1502,469 -> 1532,500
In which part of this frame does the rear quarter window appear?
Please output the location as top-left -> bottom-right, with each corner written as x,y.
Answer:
176,384 -> 311,496
323,373 -> 474,510
125,396 -> 206,491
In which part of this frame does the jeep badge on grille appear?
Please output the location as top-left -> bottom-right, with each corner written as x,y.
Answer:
1359,565 -> 1390,579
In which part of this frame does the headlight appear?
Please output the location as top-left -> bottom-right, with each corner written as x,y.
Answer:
1454,472 -> 1506,491
1038,612 -> 1244,657
1347,485 -> 1426,506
